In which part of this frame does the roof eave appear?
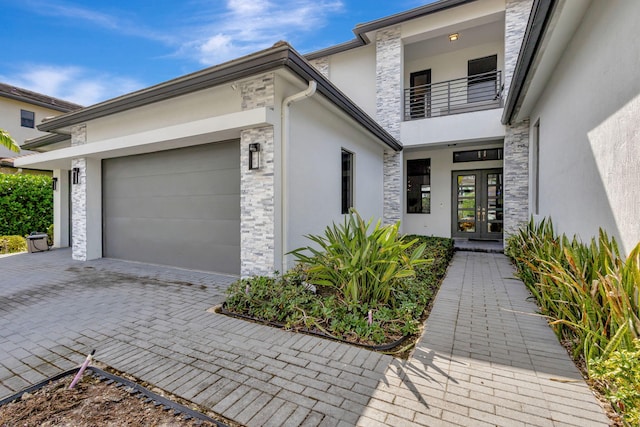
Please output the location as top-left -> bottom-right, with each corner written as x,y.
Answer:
502,0 -> 557,125
305,0 -> 477,59
33,44 -> 401,152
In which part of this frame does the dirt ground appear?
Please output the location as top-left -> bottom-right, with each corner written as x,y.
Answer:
0,372 -> 237,427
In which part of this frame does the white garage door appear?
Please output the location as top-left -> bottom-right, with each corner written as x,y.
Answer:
102,141 -> 240,274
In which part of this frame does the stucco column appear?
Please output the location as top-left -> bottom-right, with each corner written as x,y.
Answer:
376,26 -> 403,225
52,168 -> 69,248
239,73 -> 276,277
70,124 -> 102,261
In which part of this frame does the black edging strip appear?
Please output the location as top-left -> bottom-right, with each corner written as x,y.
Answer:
0,366 -> 228,427
219,304 -> 409,352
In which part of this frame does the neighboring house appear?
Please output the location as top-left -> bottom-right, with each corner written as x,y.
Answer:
15,0 -> 640,277
0,82 -> 82,173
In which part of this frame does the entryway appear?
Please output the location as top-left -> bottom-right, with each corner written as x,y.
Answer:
452,168 -> 503,239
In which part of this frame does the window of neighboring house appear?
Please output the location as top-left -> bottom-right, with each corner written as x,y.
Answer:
532,120 -> 540,214
407,158 -> 431,214
21,109 -> 35,128
468,54 -> 498,103
341,149 -> 353,214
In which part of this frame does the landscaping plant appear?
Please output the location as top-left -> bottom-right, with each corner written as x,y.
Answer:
506,217 -> 640,425
0,235 -> 27,254
0,174 -> 53,236
225,211 -> 454,351
288,209 -> 428,306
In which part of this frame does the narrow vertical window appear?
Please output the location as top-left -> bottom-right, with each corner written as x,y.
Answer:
407,158 -> 431,213
532,120 -> 540,214
21,109 -> 35,128
341,149 -> 353,214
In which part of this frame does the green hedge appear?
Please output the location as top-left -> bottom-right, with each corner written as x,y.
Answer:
0,235 -> 27,254
0,174 -> 53,236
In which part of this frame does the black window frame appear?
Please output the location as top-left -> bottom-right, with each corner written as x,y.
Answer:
341,149 -> 353,214
406,158 -> 431,214
21,109 -> 35,128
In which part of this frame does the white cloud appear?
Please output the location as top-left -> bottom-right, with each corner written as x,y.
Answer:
184,0 -> 344,65
0,65 -> 143,106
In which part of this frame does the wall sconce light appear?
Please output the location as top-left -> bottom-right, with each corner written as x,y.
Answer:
52,177 -> 58,191
449,33 -> 459,42
72,167 -> 80,184
249,143 -> 261,170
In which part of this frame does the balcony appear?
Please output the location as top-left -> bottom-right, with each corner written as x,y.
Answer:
404,71 -> 502,121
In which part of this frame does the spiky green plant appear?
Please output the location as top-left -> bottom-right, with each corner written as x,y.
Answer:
289,209 -> 428,306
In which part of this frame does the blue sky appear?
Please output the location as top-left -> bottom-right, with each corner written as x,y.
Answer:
1,0 -> 433,106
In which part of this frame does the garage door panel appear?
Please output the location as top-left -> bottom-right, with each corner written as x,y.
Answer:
103,168 -> 239,198
103,141 -> 240,274
103,142 -> 239,179
104,195 -> 240,221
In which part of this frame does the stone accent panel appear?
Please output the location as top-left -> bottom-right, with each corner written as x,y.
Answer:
70,124 -> 88,260
71,156 -> 87,261
376,26 -> 403,224
383,151 -> 402,224
240,126 -> 275,277
504,0 -> 534,99
375,26 -> 402,139
504,119 -> 530,237
240,73 -> 275,110
309,57 -> 329,78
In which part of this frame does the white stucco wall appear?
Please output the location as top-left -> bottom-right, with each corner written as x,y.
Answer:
324,44 -> 378,118
404,40 -> 504,89
403,142 -> 503,237
86,85 -> 242,142
287,96 -> 385,262
528,0 -> 640,255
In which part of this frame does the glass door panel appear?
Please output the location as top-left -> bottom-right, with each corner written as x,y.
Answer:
456,174 -> 476,234
452,169 -> 503,239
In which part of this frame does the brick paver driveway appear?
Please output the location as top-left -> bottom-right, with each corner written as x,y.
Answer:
1,249 -> 609,426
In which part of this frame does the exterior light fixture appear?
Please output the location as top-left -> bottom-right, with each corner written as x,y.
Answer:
449,33 -> 459,42
52,177 -> 58,191
248,143 -> 261,170
72,167 -> 80,184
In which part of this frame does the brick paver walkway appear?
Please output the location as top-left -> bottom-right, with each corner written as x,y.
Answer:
0,249 -> 609,426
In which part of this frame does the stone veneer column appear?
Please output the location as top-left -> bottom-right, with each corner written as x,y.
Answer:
240,74 -> 276,277
376,26 -> 403,225
309,57 -> 329,78
503,0 -> 534,238
70,124 -> 88,260
503,120 -> 530,236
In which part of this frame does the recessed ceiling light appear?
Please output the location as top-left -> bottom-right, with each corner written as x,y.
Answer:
449,33 -> 459,42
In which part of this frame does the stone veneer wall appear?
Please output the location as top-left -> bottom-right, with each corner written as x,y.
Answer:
239,74 -> 276,276
376,26 -> 402,224
70,124 -> 87,260
503,0 -> 533,238
309,57 -> 329,78
503,120 -> 530,237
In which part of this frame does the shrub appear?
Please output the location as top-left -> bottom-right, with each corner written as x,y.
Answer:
0,174 -> 53,236
0,235 -> 27,254
590,340 -> 640,425
507,217 -> 640,423
47,224 -> 54,246
289,209 -> 427,306
225,234 -> 454,347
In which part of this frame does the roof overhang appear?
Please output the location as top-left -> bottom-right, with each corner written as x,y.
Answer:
502,0 -> 592,124
34,43 -> 401,153
306,0 -> 477,59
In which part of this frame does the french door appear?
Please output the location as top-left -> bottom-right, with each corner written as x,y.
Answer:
452,169 -> 503,239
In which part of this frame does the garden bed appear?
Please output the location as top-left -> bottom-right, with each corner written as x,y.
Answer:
223,215 -> 454,357
0,364 -> 236,426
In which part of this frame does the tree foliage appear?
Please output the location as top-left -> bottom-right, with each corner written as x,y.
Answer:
0,174 -> 53,236
0,129 -> 20,153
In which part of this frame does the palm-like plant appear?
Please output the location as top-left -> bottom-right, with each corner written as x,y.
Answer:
0,129 -> 20,153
